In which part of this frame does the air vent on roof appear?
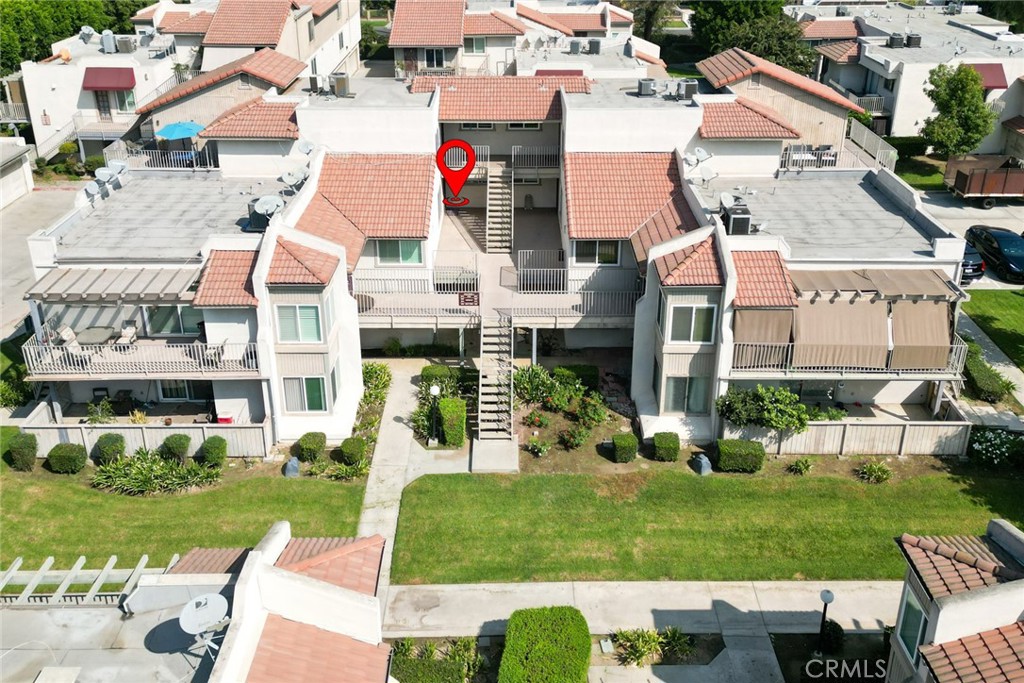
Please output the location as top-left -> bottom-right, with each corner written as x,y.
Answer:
589,39 -> 601,54
116,36 -> 138,53
906,33 -> 922,47
569,39 -> 581,55
888,33 -> 905,48
100,30 -> 116,53
80,26 -> 96,43
637,78 -> 655,97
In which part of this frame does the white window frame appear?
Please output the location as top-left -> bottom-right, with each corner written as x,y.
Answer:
330,364 -> 339,406
895,585 -> 929,666
239,73 -> 251,89
513,176 -> 540,185
283,376 -> 328,413
275,304 -> 323,344
338,29 -> 345,49
667,304 -> 716,344
662,375 -> 711,415
158,379 -> 213,403
459,122 -> 494,130
463,37 -> 485,54
114,90 -> 136,113
425,48 -> 445,69
375,239 -> 423,266
143,304 -> 202,337
572,240 -> 620,266
323,290 -> 335,335
750,72 -> 762,89
507,122 -> 541,130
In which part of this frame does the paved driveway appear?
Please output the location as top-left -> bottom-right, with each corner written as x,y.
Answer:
920,191 -> 1023,236
0,183 -> 82,338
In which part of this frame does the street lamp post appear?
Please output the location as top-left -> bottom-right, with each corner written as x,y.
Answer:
429,384 -> 441,444
814,589 -> 835,658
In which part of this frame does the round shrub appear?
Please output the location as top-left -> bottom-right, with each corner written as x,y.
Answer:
855,461 -> 892,484
612,433 -> 638,463
93,433 -> 125,465
420,364 -> 454,386
8,432 -> 38,472
652,432 -> 680,462
337,436 -> 367,464
160,433 -> 191,464
574,392 -> 607,428
559,425 -> 590,451
200,435 -> 228,468
293,431 -> 326,462
47,443 -> 88,474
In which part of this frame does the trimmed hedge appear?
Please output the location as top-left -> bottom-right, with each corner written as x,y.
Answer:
716,439 -> 765,473
94,433 -> 125,465
200,435 -> 228,468
294,431 -> 326,462
885,136 -> 928,159
161,434 -> 191,464
439,397 -> 466,448
421,364 -> 454,386
498,606 -> 591,683
964,342 -> 1012,403
338,436 -> 367,464
391,658 -> 465,683
558,364 -> 600,391
8,432 -> 38,472
612,433 -> 638,463
47,443 -> 88,474
653,432 -> 680,462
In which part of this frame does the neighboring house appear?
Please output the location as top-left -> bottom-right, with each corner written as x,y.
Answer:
130,0 -> 218,68
0,138 -> 34,209
884,519 -> 1024,683
198,94 -> 304,177
795,4 -> 1024,144
387,0 -> 663,79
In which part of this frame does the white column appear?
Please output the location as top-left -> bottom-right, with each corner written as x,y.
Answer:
531,328 -> 537,365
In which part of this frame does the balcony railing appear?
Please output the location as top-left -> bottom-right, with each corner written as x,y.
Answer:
512,291 -> 641,320
72,111 -> 139,139
512,145 -> 560,169
0,102 -> 28,122
23,339 -> 259,378
103,139 -> 218,170
351,267 -> 480,294
731,334 -> 968,376
517,268 -> 643,293
851,93 -> 887,114
355,292 -> 480,321
443,144 -> 489,180
136,70 -> 203,110
846,119 -> 897,170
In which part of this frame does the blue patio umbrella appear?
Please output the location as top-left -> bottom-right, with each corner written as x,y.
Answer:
155,121 -> 204,140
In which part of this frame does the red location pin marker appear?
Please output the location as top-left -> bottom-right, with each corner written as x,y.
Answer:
437,139 -> 476,207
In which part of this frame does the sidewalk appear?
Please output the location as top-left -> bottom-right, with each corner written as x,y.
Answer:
956,315 -> 1024,430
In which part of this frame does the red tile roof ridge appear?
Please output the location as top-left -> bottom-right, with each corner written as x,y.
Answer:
202,0 -> 293,46
199,97 -> 299,139
609,6 -> 632,23
516,4 -> 574,35
268,237 -> 339,285
490,10 -> 530,34
279,535 -> 386,576
735,96 -> 801,137
658,236 -> 722,286
899,533 -> 1024,582
632,191 -> 687,239
635,50 -> 667,68
920,621 -> 1024,683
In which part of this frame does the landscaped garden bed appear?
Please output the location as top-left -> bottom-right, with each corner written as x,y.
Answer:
409,363 -> 475,450
589,629 -> 723,668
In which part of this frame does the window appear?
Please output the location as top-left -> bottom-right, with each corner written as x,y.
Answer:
323,292 -> 334,334
750,72 -> 762,88
338,29 -> 345,49
307,19 -> 315,42
239,73 -> 251,89
574,240 -> 619,265
513,176 -> 540,185
159,380 -> 213,402
330,364 -> 339,405
377,240 -> 423,265
284,377 -> 327,412
896,587 -> 928,664
653,358 -> 661,407
311,57 -> 318,75
664,376 -> 711,413
426,48 -> 444,69
464,37 -> 485,54
114,90 -> 136,112
669,305 -> 715,343
883,77 -> 896,92
459,122 -> 494,130
146,305 -> 202,336
507,122 -> 541,130
277,305 -> 322,343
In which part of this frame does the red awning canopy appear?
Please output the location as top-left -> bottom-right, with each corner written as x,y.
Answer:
82,67 -> 136,91
968,63 -> 1008,90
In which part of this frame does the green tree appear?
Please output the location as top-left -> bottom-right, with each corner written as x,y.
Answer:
690,0 -> 787,54
716,14 -> 816,74
975,1 -> 1024,32
621,1 -> 671,42
921,63 -> 997,156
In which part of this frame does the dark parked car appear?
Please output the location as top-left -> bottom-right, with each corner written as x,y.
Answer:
964,225 -> 1024,283
960,244 -> 985,284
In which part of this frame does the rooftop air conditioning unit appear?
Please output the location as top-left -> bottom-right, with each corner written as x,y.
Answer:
80,26 -> 96,43
887,33 -> 905,48
724,204 -> 752,235
246,199 -> 269,232
569,39 -> 581,54
116,36 -> 138,53
589,38 -> 601,54
677,78 -> 698,102
637,78 -> 655,97
836,5 -> 849,16
329,72 -> 350,97
100,30 -> 117,54
309,74 -> 321,93
906,33 -> 922,47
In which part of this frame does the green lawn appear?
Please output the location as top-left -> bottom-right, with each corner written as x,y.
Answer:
392,471 -> 1024,583
1,333 -> 28,378
963,290 -> 1024,370
0,427 -> 365,569
894,155 -> 946,192
667,65 -> 701,79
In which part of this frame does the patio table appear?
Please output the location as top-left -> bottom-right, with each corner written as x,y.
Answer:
76,327 -> 116,345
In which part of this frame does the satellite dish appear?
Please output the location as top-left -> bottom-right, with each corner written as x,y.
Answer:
108,160 -> 129,175
719,192 -> 735,209
178,593 -> 229,636
281,170 -> 302,186
95,167 -> 114,183
84,181 -> 100,197
683,153 -> 698,167
142,27 -> 156,37
694,147 -> 712,162
254,195 -> 284,216
297,139 -> 314,155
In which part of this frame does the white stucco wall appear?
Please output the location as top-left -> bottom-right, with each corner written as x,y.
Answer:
212,379 -> 266,424
202,46 -> 257,71
441,122 -> 561,155
0,144 -> 34,209
563,105 -> 703,152
296,102 -> 439,153
930,582 -> 1024,646
683,138 -> 782,177
216,139 -> 303,178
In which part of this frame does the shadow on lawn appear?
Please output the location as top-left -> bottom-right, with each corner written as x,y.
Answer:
967,301 -> 1024,368
944,460 -> 1024,528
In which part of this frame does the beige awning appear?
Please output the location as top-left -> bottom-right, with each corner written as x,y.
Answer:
26,267 -> 199,304
733,309 -> 793,369
890,301 -> 951,370
793,298 -> 888,369
790,269 -> 957,300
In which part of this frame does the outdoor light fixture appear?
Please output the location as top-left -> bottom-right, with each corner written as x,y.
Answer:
814,589 -> 835,657
429,384 -> 441,443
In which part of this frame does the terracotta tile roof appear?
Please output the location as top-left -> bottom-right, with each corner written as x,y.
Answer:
295,192 -> 365,272
630,200 -> 701,271
1003,115 -> 1024,135
464,12 -> 527,36
138,49 -> 305,114
516,4 -> 574,35
733,251 -> 798,307
388,0 -> 465,47
816,40 -> 861,65
550,12 -> 606,32
203,0 -> 293,46
697,47 -> 864,113
654,236 -> 722,286
267,238 -> 339,285
896,533 -> 1024,600
921,621 -> 1024,683
700,97 -> 800,140
800,18 -> 862,40
247,614 -> 391,683
307,0 -> 340,18
169,547 -> 250,574
636,50 -> 667,68
410,76 -> 591,121
161,11 -> 214,35
192,250 -> 259,307
132,5 -> 157,21
565,152 -> 696,240
199,98 -> 299,139
609,6 -> 633,24
276,535 -> 385,596
157,11 -> 190,29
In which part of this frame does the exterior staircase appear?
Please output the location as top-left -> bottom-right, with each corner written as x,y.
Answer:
476,315 -> 514,440
485,164 -> 513,254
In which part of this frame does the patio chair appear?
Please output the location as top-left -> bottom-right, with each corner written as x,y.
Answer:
202,342 -> 225,368
55,324 -> 77,345
64,341 -> 94,367
116,320 -> 138,345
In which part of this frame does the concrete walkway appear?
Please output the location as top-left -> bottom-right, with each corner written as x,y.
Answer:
957,315 -> 1024,430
